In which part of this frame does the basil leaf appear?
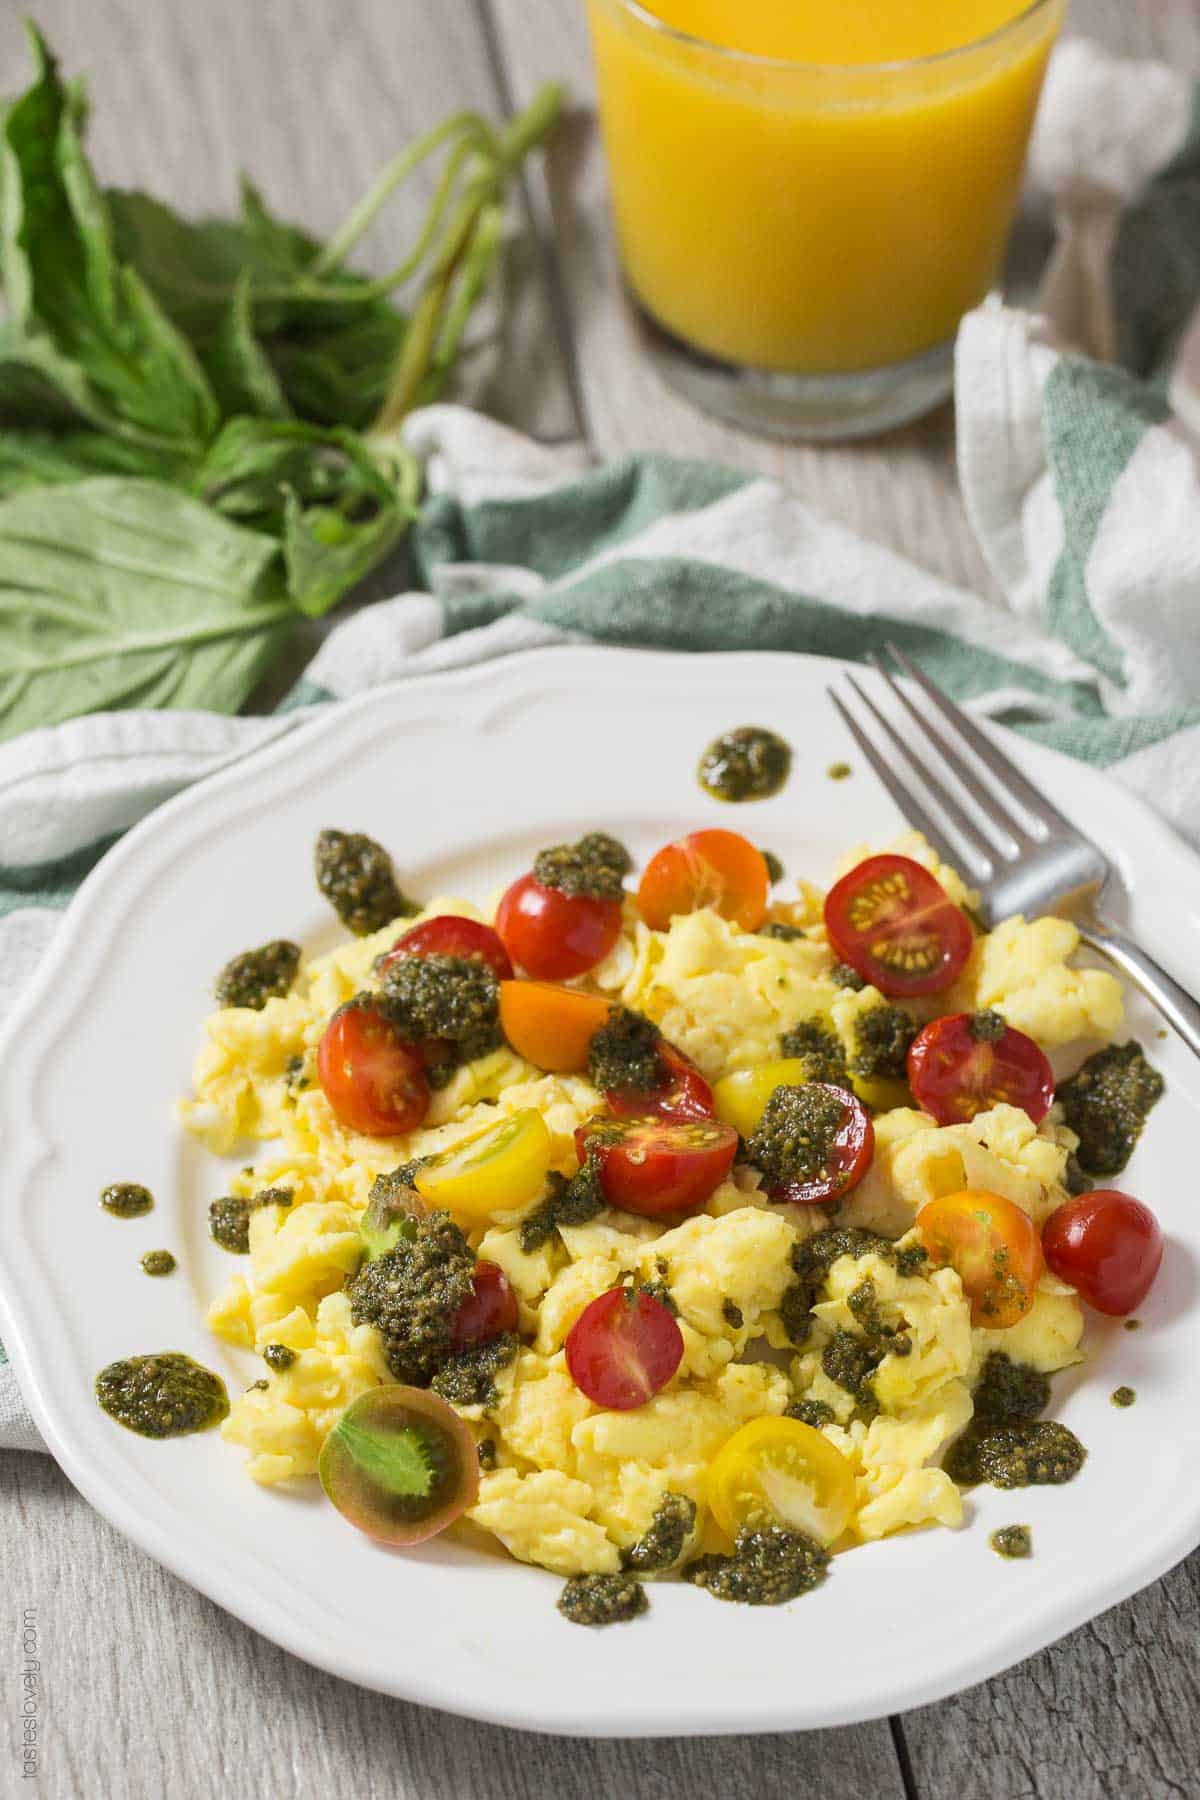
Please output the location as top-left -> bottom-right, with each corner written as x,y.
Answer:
0,26 -> 218,451
0,430 -> 173,500
0,478 -> 293,741
205,276 -> 292,420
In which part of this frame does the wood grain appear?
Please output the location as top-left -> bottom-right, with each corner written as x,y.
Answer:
0,1448 -> 906,1800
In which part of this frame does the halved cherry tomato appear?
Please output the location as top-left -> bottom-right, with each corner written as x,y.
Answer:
605,1041 -> 715,1122
706,1417 -> 855,1546
318,1385 -> 477,1545
907,1012 -> 1055,1127
495,872 -> 621,980
575,1116 -> 738,1218
637,829 -> 769,933
712,1058 -> 819,1138
566,1286 -> 684,1410
765,1084 -> 875,1208
450,1260 -> 520,1352
317,999 -> 429,1137
916,1189 -> 1043,1327
376,915 -> 513,982
498,980 -> 610,1072
824,854 -> 973,998
1042,1191 -> 1163,1317
414,1108 -> 552,1225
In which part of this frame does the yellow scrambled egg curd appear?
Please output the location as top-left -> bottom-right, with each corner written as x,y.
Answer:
181,835 -> 1114,1576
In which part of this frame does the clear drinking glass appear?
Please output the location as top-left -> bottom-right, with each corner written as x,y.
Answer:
585,0 -> 1065,440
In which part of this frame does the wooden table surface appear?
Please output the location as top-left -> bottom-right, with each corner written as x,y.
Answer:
3,4 -> 1198,1796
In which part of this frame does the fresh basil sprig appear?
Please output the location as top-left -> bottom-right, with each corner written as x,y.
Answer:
0,24 -> 562,740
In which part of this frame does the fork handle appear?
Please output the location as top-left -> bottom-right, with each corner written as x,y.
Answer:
1078,915 -> 1200,1059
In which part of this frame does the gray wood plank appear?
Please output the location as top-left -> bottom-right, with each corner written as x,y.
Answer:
0,1447 -> 907,1800
0,0 -> 576,441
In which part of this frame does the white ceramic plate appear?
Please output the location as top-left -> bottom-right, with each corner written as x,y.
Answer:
2,647 -> 1198,1737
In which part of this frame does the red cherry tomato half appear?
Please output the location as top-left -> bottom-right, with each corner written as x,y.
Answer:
637,829 -> 769,933
449,1259 -> 520,1352
317,1000 -> 430,1137
376,915 -> 513,982
575,1116 -> 738,1218
824,854 -> 973,998
566,1286 -> 684,1410
907,1012 -> 1055,1127
1042,1191 -> 1163,1317
767,1084 -> 876,1207
604,1040 -> 716,1123
495,872 -> 622,981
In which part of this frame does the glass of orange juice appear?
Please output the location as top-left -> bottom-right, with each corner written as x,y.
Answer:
585,0 -> 1065,439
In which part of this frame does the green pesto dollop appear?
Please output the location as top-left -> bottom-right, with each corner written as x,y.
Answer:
140,1249 -> 176,1277
214,939 -> 300,1011
1124,1319 -> 1142,1332
759,921 -> 806,942
587,1004 -> 664,1095
761,849 -> 785,885
477,1437 -> 497,1470
969,1009 -> 1008,1044
263,1343 -> 296,1372
558,1571 -> 648,1626
100,1182 -> 154,1219
95,1353 -> 228,1438
533,832 -> 631,901
347,1208 -> 477,1387
827,762 -> 852,782
378,955 -> 501,1068
972,1352 -> 1050,1423
1058,1041 -> 1164,1177
779,1226 -> 909,1349
722,1298 -> 745,1330
684,1526 -> 829,1604
945,1419 -> 1086,1490
778,1019 -> 849,1085
621,1493 -> 696,1574
848,1003 -> 917,1080
746,1083 -> 850,1190
698,727 -> 792,804
785,1397 -> 836,1429
519,1155 -> 605,1253
314,828 -> 419,936
830,962 -> 866,991
208,1196 -> 251,1254
430,1331 -> 519,1409
990,1525 -> 1032,1559
1111,1385 -> 1137,1408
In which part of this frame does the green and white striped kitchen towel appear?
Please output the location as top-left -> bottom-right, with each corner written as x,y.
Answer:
2,39 -> 1199,1452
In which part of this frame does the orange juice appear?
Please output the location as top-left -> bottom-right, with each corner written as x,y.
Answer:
586,0 -> 1062,377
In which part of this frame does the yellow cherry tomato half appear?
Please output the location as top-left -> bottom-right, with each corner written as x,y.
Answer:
712,1059 -> 815,1138
916,1188 -> 1044,1328
414,1108 -> 552,1226
706,1416 -> 855,1547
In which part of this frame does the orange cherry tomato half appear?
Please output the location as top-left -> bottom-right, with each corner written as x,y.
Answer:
317,999 -> 430,1137
916,1189 -> 1044,1328
604,1040 -> 716,1123
495,872 -> 622,980
498,981 -> 611,1072
576,1116 -> 738,1218
907,1012 -> 1055,1127
449,1259 -> 519,1352
376,915 -> 513,982
1042,1191 -> 1163,1317
637,829 -> 769,933
824,854 -> 973,998
566,1286 -> 684,1410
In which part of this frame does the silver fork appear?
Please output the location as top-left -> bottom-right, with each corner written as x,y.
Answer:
828,643 -> 1200,1058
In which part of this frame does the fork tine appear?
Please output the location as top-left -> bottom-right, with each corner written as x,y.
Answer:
826,688 -> 977,880
868,650 -> 1030,853
842,674 -> 997,878
882,643 -> 1074,836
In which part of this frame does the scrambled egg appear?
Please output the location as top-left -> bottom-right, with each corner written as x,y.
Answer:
183,836 -> 1119,1579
